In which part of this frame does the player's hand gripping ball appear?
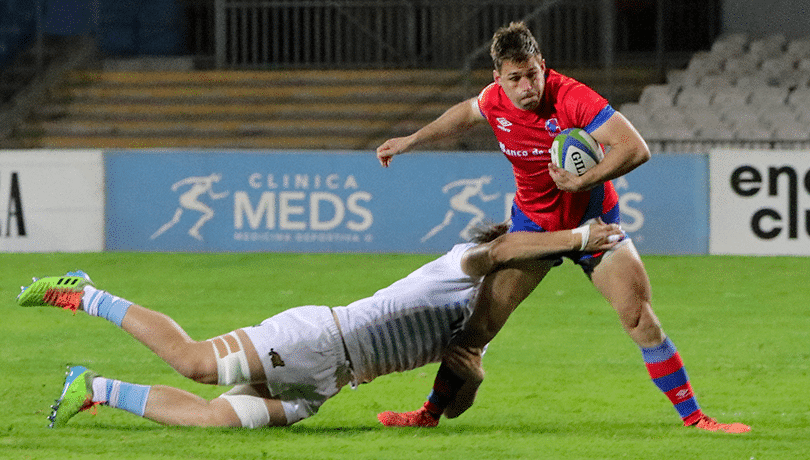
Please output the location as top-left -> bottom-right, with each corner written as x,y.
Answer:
550,128 -> 604,176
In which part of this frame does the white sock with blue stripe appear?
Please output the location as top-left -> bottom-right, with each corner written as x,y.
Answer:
82,286 -> 133,327
91,377 -> 151,417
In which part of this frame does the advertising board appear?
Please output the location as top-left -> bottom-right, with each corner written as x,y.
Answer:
106,150 -> 708,255
710,149 -> 810,256
0,150 -> 104,252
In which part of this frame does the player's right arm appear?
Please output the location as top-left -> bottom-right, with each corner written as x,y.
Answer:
376,97 -> 485,167
439,221 -> 622,416
451,221 -> 621,353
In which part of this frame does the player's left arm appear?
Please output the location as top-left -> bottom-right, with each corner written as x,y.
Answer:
550,111 -> 651,192
441,343 -> 485,418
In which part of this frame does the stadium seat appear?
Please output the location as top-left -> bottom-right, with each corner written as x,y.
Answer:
667,69 -> 703,90
711,87 -> 751,109
758,107 -> 799,127
734,122 -> 774,141
721,109 -> 762,130
698,74 -> 735,89
665,69 -> 685,88
676,87 -> 714,108
759,56 -> 796,82
710,41 -> 745,60
684,107 -> 724,129
787,87 -> 810,107
650,106 -> 688,126
772,122 -> 809,141
617,102 -> 650,127
778,69 -> 810,89
711,32 -> 749,57
657,124 -> 696,140
748,86 -> 790,108
795,105 -> 810,124
786,38 -> 810,61
723,55 -> 760,79
697,124 -> 735,141
748,34 -> 787,62
638,84 -> 676,109
686,51 -> 726,79
7,68 -> 480,150
735,73 -> 775,88
633,122 -> 660,141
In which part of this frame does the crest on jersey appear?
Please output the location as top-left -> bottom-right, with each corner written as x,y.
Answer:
269,348 -> 286,368
545,118 -> 561,135
496,117 -> 512,132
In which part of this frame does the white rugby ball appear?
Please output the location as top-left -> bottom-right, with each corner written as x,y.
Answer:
550,128 -> 604,176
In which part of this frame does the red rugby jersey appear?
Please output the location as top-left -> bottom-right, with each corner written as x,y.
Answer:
477,69 -> 618,231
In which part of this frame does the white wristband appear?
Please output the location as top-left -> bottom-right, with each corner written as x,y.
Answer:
571,225 -> 590,251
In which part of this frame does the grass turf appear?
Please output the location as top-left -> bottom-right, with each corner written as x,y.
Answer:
1,252 -> 808,459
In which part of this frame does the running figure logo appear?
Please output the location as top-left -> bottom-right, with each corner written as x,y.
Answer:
150,173 -> 230,241
421,176 -> 500,242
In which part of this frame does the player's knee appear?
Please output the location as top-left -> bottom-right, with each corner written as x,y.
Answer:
626,307 -> 664,346
173,343 -> 219,384
632,320 -> 664,345
212,396 -> 269,427
216,395 -> 295,428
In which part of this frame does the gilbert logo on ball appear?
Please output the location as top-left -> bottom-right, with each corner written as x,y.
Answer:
550,128 -> 604,176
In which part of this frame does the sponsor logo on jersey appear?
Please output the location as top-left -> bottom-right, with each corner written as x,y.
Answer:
498,142 -> 547,158
496,117 -> 512,132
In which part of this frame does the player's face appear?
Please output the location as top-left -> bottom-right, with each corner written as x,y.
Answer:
494,56 -> 546,111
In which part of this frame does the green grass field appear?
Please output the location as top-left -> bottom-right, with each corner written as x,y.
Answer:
1,252 -> 808,459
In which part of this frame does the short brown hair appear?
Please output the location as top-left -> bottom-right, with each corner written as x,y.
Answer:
467,221 -> 510,244
490,22 -> 541,70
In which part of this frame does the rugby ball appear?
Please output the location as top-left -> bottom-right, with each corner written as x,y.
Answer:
550,128 -> 604,176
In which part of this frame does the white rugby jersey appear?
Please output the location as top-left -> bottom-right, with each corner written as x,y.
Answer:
332,242 -> 482,384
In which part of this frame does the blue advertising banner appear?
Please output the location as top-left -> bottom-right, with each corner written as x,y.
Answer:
105,150 -> 515,253
617,153 -> 709,255
105,150 -> 708,254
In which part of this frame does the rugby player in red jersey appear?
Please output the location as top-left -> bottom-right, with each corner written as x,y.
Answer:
376,22 -> 749,433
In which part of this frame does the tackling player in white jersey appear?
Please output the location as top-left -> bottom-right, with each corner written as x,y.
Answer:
18,221 -> 620,428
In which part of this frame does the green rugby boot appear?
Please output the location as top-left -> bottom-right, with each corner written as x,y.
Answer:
17,271 -> 93,312
48,365 -> 100,428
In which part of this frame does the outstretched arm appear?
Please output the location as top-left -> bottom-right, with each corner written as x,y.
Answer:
376,97 -> 484,167
407,223 -> 623,422
452,221 -> 622,348
460,221 -> 623,278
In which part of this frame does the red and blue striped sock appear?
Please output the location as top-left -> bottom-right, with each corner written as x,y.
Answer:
423,363 -> 465,418
641,337 -> 704,426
